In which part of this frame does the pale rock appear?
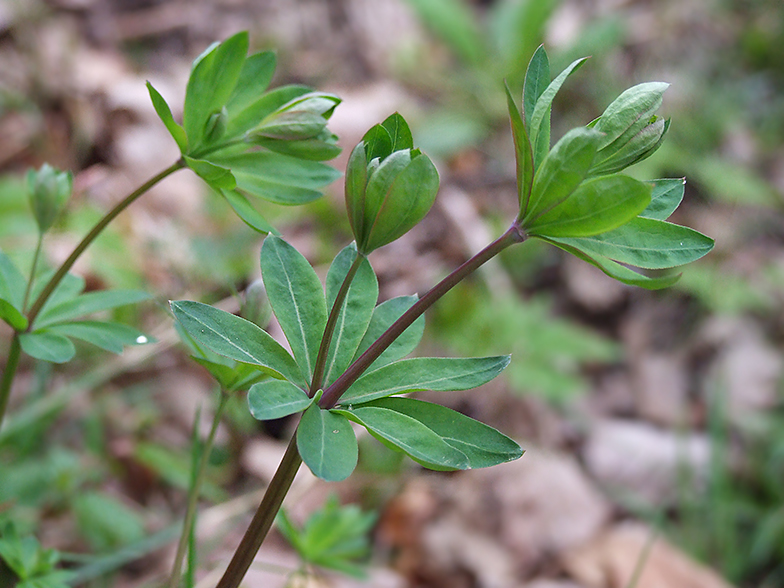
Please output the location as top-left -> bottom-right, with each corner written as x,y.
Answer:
583,419 -> 710,507
633,353 -> 690,426
563,522 -> 735,588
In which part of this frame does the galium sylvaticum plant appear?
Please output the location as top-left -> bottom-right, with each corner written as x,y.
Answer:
0,33 -> 713,588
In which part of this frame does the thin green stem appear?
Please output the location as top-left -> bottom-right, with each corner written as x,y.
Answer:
308,252 -> 365,397
320,223 -> 525,409
25,159 -> 185,326
0,334 -> 22,432
168,390 -> 229,588
22,234 -> 44,312
215,435 -> 302,588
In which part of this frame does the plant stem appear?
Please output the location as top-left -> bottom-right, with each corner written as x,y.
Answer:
0,334 -> 22,432
214,223 -> 526,588
168,390 -> 229,588
308,252 -> 366,396
320,222 -> 526,408
22,234 -> 44,312
25,159 -> 185,326
215,435 -> 302,588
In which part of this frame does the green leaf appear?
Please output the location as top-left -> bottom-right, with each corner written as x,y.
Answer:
337,404 -> 468,470
297,405 -> 358,481
352,296 -> 424,370
209,149 -> 340,205
252,133 -> 342,162
171,300 -> 304,385
0,298 -> 27,331
550,217 -> 714,269
405,0 -> 485,65
221,189 -> 278,234
261,235 -> 327,381
183,32 -> 248,149
19,331 -> 75,363
527,174 -> 651,238
640,178 -> 685,220
323,245 -> 378,385
523,127 -> 602,222
224,50 -> 277,135
340,355 -> 511,405
247,379 -> 311,420
528,56 -> 589,169
0,250 -> 26,310
363,397 -> 523,468
34,289 -> 150,329
46,321 -> 151,354
73,491 -> 144,550
183,156 -> 236,191
31,272 -> 85,313
146,82 -> 188,153
226,84 -> 311,140
543,237 -> 682,289
362,124 -> 393,162
523,45 -> 550,126
381,113 -> 414,151
505,82 -> 534,214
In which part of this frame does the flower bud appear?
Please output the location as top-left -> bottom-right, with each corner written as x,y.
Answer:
588,82 -> 669,176
241,278 -> 272,328
26,163 -> 72,234
345,114 -> 439,255
252,92 -> 340,141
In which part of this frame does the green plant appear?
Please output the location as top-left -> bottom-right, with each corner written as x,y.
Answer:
277,495 -> 376,579
0,522 -> 72,588
0,32 -> 713,588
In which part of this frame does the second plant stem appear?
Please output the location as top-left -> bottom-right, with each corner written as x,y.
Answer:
215,222 -> 526,588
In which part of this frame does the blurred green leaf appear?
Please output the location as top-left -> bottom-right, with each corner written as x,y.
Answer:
220,189 -> 278,234
34,289 -> 150,329
73,491 -> 145,551
146,82 -> 188,153
405,0 -> 485,65
46,321 -> 151,354
224,50 -> 277,132
18,332 -> 75,364
0,299 -> 27,331
0,250 -> 26,310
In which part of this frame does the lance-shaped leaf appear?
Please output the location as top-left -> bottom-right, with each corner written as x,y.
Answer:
223,50 -> 277,137
19,331 -> 75,363
183,156 -> 236,191
593,82 -> 669,150
183,32 -> 248,149
381,112 -> 414,151
34,289 -> 151,329
523,45 -> 550,127
549,217 -> 714,269
171,300 -> 304,385
261,235 -> 327,381
147,82 -> 188,153
336,404 -> 468,470
339,355 -> 510,406
505,82 -> 534,214
543,237 -> 682,289
227,84 -> 312,140
209,149 -> 340,205
352,295 -> 424,371
528,56 -> 589,169
47,321 -> 152,354
526,174 -> 651,238
522,127 -> 602,223
639,178 -> 685,221
0,250 -> 26,310
360,397 -> 523,468
220,189 -> 278,234
248,379 -> 311,420
0,299 -> 26,331
297,404 -> 358,482
323,244 -> 378,385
